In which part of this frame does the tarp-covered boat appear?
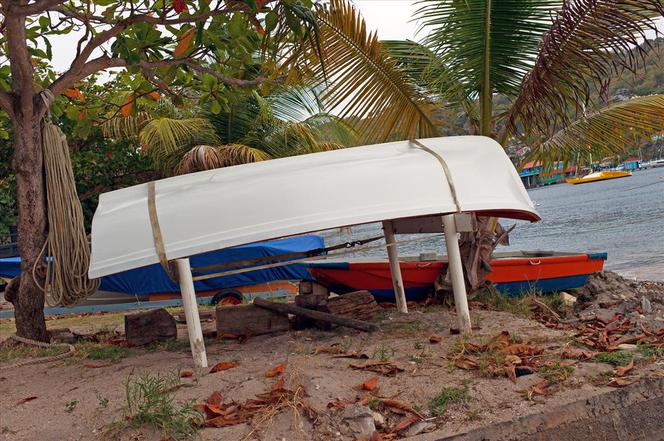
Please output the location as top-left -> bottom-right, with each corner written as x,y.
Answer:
306,252 -> 607,300
1,235 -> 323,304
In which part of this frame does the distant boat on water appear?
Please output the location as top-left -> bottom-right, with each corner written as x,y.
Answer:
565,170 -> 632,185
641,159 -> 664,169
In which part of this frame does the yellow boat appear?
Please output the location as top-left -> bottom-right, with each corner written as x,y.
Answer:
565,170 -> 632,185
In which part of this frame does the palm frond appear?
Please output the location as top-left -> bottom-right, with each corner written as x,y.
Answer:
298,0 -> 439,142
268,87 -> 326,122
139,117 -> 218,159
216,143 -> 273,166
508,0 -> 664,136
528,94 -> 664,165
382,39 -> 479,126
175,145 -> 226,174
206,93 -> 262,145
415,0 -> 560,99
100,112 -> 153,139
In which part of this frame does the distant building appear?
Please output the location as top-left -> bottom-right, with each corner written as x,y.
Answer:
519,161 -> 576,189
622,157 -> 640,170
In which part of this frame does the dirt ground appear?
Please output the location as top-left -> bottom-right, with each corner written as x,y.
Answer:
1,273 -> 663,441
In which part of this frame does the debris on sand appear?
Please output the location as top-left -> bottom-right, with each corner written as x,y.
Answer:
575,272 -> 664,331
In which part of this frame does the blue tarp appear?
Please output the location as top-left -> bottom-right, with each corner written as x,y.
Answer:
0,235 -> 323,296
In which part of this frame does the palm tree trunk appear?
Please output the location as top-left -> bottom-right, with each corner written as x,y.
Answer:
480,0 -> 492,136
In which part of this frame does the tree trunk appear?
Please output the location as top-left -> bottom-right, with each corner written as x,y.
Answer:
12,117 -> 48,342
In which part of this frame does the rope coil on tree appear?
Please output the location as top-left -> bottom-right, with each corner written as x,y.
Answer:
33,90 -> 99,306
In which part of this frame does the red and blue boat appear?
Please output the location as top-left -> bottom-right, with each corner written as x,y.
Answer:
306,251 -> 607,301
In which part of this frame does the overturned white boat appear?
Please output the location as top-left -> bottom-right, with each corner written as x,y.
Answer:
89,136 -> 540,367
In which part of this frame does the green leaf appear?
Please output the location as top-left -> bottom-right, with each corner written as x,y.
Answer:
228,13 -> 245,38
244,0 -> 258,12
210,100 -> 222,115
265,11 -> 279,33
38,16 -> 50,29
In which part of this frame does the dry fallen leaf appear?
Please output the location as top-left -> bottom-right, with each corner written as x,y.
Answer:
265,363 -> 287,377
389,415 -> 420,434
209,362 -> 240,373
180,370 -> 194,378
327,398 -> 355,409
525,380 -> 549,401
271,378 -> 286,391
359,376 -> 379,391
206,391 -> 223,406
349,361 -> 404,377
608,377 -> 636,387
615,360 -> 634,377
15,396 -> 37,406
454,356 -> 479,370
380,398 -> 425,419
429,334 -> 443,343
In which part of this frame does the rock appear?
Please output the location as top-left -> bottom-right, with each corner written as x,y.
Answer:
404,421 -> 436,437
641,296 -> 653,314
48,328 -> 75,344
561,292 -> 577,307
125,308 -> 177,346
617,344 -> 638,352
372,411 -> 386,429
341,404 -> 375,438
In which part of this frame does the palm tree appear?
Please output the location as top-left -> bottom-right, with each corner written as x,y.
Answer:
292,0 -> 664,290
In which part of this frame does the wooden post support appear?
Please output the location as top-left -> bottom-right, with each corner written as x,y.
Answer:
443,214 -> 472,334
383,220 -> 407,314
176,258 -> 208,368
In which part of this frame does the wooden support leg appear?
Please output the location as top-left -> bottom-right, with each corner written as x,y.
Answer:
176,258 -> 208,368
383,220 -> 408,314
442,214 -> 472,334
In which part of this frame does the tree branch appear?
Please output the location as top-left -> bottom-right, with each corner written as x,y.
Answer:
47,56 -> 265,111
9,0 -> 66,15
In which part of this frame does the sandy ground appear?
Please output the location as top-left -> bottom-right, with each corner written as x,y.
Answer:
3,303 -> 656,441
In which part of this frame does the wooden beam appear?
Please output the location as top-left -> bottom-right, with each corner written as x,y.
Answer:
253,298 -> 377,332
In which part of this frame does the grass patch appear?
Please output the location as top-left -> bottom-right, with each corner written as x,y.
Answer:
538,362 -> 575,383
78,343 -> 130,362
474,288 -> 569,319
593,351 -> 633,366
637,344 -> 664,359
372,341 -> 396,362
121,372 -> 201,440
473,290 -> 531,318
145,339 -> 191,353
428,386 -> 469,416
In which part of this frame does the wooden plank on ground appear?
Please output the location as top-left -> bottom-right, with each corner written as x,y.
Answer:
216,304 -> 290,336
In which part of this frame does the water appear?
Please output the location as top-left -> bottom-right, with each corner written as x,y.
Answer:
512,167 -> 664,281
321,167 -> 664,281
